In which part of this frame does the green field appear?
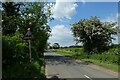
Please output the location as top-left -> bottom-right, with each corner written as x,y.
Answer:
53,45 -> 119,72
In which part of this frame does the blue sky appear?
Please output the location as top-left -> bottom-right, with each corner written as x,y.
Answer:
48,2 -> 118,47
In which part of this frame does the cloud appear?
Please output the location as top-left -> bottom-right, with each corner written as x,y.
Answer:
51,0 -> 78,19
81,0 -> 86,4
102,13 -> 119,29
116,13 -> 120,18
112,35 -> 119,44
102,13 -> 118,23
48,24 -> 75,47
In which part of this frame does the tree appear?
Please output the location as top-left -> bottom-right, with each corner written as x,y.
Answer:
2,2 -> 53,56
71,16 -> 118,53
52,43 -> 60,49
2,2 -> 23,35
2,2 -> 53,78
20,2 -> 52,57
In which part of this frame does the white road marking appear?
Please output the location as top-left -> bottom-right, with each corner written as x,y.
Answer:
84,75 -> 93,80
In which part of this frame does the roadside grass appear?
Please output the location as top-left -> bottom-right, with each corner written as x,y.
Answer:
82,59 -> 118,72
53,47 -> 119,72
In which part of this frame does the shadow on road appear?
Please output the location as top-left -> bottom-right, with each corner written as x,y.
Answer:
44,51 -> 88,66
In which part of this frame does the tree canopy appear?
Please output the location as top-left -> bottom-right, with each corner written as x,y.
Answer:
2,2 -> 52,55
2,2 -> 24,35
52,43 -> 60,49
2,2 -> 53,78
71,16 -> 118,53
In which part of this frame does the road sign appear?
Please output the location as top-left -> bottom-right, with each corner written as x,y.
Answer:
23,28 -> 32,62
23,28 -> 33,40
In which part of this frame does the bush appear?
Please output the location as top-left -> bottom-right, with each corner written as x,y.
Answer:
2,33 -> 29,68
2,60 -> 44,78
2,33 -> 45,78
89,47 -> 119,64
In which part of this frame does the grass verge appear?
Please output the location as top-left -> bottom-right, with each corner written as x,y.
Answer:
81,59 -> 118,72
53,48 -> 118,72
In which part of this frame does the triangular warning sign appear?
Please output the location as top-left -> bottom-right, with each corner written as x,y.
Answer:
23,28 -> 33,40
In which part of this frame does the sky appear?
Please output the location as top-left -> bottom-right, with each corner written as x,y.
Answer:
48,1 -> 119,47
1,0 -> 119,47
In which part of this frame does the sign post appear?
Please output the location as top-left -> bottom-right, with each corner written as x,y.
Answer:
23,28 -> 33,62
28,40 -> 32,62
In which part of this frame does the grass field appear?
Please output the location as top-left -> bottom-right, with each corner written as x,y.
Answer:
53,45 -> 119,72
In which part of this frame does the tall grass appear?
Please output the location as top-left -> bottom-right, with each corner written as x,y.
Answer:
53,45 -> 119,71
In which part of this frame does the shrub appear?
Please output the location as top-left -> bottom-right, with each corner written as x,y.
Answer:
2,33 -> 45,78
2,33 -> 29,68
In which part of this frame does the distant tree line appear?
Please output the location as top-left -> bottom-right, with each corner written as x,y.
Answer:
48,43 -> 60,49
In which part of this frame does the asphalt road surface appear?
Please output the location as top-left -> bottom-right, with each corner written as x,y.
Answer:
44,51 -> 119,80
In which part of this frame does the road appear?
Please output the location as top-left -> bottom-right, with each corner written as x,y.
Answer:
44,51 -> 119,80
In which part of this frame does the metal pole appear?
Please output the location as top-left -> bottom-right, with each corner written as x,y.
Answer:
28,40 -> 32,62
